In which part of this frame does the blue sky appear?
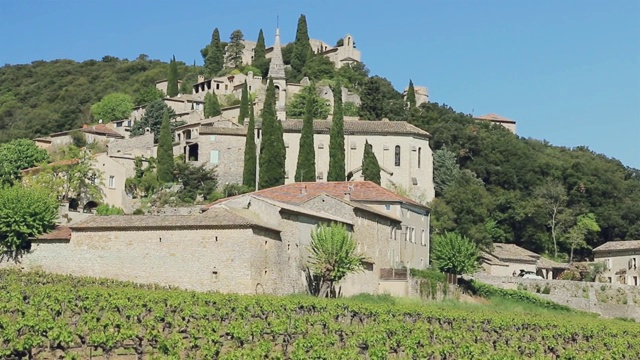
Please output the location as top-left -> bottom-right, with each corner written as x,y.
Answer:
1,1 -> 639,168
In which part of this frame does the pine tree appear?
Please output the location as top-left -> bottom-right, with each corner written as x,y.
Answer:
204,91 -> 221,118
225,29 -> 245,69
295,85 -> 316,182
327,84 -> 345,181
167,56 -> 179,97
259,79 -> 286,189
205,28 -> 224,76
291,14 -> 312,81
252,29 -> 270,77
242,100 -> 257,189
362,140 -> 381,185
238,81 -> 249,125
406,79 -> 416,108
156,110 -> 175,184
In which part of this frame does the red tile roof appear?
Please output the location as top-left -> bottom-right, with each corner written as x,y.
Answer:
21,158 -> 80,174
34,226 -> 72,241
205,181 -> 427,210
80,124 -> 124,138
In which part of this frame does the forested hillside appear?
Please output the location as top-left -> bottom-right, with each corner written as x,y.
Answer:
0,56 -> 201,143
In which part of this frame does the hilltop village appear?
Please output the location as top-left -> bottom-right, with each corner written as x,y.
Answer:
3,16 -> 639,303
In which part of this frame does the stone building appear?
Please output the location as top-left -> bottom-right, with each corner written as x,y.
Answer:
594,240 -> 640,285
403,85 -> 429,106
480,243 -> 540,277
473,113 -> 517,134
7,180 -> 426,296
35,124 -> 124,150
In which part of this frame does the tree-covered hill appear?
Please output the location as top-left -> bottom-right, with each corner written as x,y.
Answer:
0,56 -> 201,143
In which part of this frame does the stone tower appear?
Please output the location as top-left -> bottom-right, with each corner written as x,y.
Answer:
268,28 -> 287,120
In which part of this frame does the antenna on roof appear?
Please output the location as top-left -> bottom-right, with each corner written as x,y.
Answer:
277,15 -> 279,28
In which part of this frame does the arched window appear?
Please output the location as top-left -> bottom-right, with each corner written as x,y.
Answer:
395,145 -> 401,166
274,85 -> 280,102
418,147 -> 422,168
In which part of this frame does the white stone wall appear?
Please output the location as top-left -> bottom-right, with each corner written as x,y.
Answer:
595,250 -> 640,285
94,154 -> 136,212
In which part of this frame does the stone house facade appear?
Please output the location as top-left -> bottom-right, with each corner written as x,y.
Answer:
473,113 -> 517,134
35,124 -> 124,150
594,240 -> 640,286
480,243 -> 540,277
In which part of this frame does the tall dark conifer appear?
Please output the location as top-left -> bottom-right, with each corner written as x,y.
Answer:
362,140 -> 381,185
205,28 -> 224,76
167,56 -> 179,97
156,110 -> 175,183
238,81 -> 249,125
259,79 -> 286,189
253,29 -> 270,77
204,91 -> 221,118
295,86 -> 316,182
243,101 -> 257,188
327,84 -> 345,181
291,14 -> 312,81
406,79 -> 416,108
359,77 -> 384,120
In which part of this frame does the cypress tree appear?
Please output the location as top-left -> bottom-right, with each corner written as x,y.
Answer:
238,81 -> 249,125
359,77 -> 384,120
291,14 -> 312,81
407,79 -> 416,108
156,110 -> 175,183
362,140 -> 381,185
167,56 -> 179,97
205,28 -> 224,76
242,100 -> 257,188
253,29 -> 270,77
295,85 -> 316,182
327,84 -> 345,181
259,79 -> 286,189
204,91 -> 221,118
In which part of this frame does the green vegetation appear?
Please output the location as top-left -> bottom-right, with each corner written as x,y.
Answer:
204,90 -> 221,118
0,186 -> 57,254
238,81 -> 249,125
294,86 -> 316,182
173,159 -> 219,203
258,79 -> 286,189
361,140 -> 380,185
156,111 -> 174,184
225,30 -> 245,69
0,139 -> 49,186
466,279 -> 576,313
0,269 -> 636,359
89,92 -> 133,123
242,100 -> 257,189
327,83 -> 345,181
95,204 -> 125,215
431,232 -> 480,275
203,28 -> 224,76
252,29 -> 270,78
290,14 -> 312,82
406,79 -> 416,108
167,55 -> 179,97
286,84 -> 330,119
129,99 -> 178,142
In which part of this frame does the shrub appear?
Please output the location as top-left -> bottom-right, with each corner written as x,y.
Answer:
95,204 -> 124,215
467,280 -> 574,312
542,285 -> 551,294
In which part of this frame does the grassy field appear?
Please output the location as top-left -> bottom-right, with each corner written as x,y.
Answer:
0,269 -> 636,359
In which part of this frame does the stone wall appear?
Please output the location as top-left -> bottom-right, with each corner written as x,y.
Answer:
197,133 -> 246,187
473,274 -> 640,320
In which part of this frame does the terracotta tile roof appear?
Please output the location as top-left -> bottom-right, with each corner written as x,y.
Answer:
21,158 -> 80,174
537,257 -> 570,269
489,243 -> 540,263
271,120 -> 430,138
32,226 -> 72,241
70,208 -> 280,232
593,240 -> 640,252
80,124 -> 124,138
224,181 -> 427,210
474,113 -> 516,124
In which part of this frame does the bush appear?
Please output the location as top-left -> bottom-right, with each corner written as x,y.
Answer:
542,285 -> 551,294
343,101 -> 359,117
132,208 -> 145,215
467,280 -> 573,312
95,204 -> 124,215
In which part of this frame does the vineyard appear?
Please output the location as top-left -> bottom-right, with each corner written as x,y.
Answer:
0,270 -> 637,359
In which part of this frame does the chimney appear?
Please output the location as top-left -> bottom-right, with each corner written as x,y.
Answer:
300,185 -> 307,195
197,75 -> 205,83
344,192 -> 351,202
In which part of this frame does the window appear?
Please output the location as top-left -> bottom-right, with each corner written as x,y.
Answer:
604,259 -> 612,270
411,228 -> 416,243
421,230 -> 425,246
216,83 -> 220,90
316,172 -> 324,180
418,147 -> 422,168
115,122 -> 122,128
108,176 -> 115,189
395,145 -> 401,166
210,135 -> 216,141
210,150 -> 219,164
405,227 -> 410,242
384,204 -> 391,211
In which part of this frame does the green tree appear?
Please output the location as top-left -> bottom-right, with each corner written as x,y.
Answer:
291,14 -> 312,81
308,222 -> 365,298
225,29 -> 245,69
302,54 -> 335,81
90,93 -> 134,123
434,146 -> 461,197
174,159 -> 218,203
361,140 -> 381,185
431,232 -> 480,275
95,204 -> 125,215
125,157 -> 159,198
295,86 -> 316,182
406,79 -> 416,108
204,91 -> 222,118
259,79 -> 286,189
242,100 -> 257,189
156,111 -> 174,184
130,99 -> 178,142
565,213 -> 600,263
0,185 -> 58,256
167,56 -> 179,97
134,86 -> 164,106
343,101 -> 359,117
0,139 -> 49,186
327,84 -> 345,181
286,85 -> 330,119
359,77 -> 384,120
335,62 -> 369,92
252,29 -> 270,78
238,81 -> 249,125
204,28 -> 224,76
535,178 -> 569,257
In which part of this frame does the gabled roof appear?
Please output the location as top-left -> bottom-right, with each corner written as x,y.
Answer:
537,257 -> 570,270
593,240 -> 640,252
488,243 -> 540,263
249,195 -> 353,225
208,181 -> 427,210
80,124 -> 124,138
270,120 -> 430,138
70,207 -> 280,233
474,113 -> 516,124
304,193 -> 402,223
199,126 -> 247,136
